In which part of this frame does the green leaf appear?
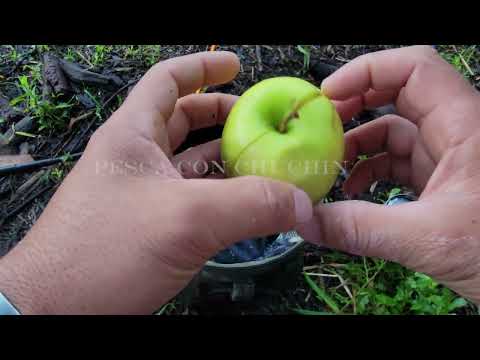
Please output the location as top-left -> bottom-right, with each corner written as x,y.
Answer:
9,95 -> 25,107
296,45 -> 311,70
19,75 -> 29,88
55,103 -> 74,109
375,293 -> 395,306
60,153 -> 73,163
15,131 -> 37,138
357,295 -> 370,313
388,188 -> 402,198
304,273 -> 341,314
297,45 -> 309,56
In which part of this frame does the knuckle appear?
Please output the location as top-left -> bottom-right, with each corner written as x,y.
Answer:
416,45 -> 438,56
416,45 -> 442,64
147,59 -> 169,77
321,202 -> 385,258
407,45 -> 439,62
339,206 -> 370,255
255,177 -> 293,229
260,180 -> 282,213
381,113 -> 404,125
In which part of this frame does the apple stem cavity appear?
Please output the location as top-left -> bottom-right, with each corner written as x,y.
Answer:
277,91 -> 324,134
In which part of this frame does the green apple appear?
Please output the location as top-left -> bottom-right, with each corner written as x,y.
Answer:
221,77 -> 345,204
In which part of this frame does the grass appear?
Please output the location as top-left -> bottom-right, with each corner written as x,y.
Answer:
7,45 -> 19,62
120,45 -> 163,66
50,167 -> 64,182
297,253 -> 471,315
296,45 -> 312,71
48,154 -> 78,183
5,56 -> 76,133
35,45 -> 51,54
63,47 -> 80,63
303,272 -> 341,313
10,73 -> 75,132
1,45 -> 164,134
90,45 -> 111,67
438,45 -> 478,78
83,88 -> 104,120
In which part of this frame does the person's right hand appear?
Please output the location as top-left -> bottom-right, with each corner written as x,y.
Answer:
296,45 -> 480,304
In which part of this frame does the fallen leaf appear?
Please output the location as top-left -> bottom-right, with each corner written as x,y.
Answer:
60,59 -> 124,87
43,53 -> 71,95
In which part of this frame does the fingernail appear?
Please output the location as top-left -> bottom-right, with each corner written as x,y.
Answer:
320,80 -> 332,95
293,188 -> 313,224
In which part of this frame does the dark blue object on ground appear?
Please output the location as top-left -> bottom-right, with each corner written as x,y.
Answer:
212,231 -> 302,264
385,194 -> 416,206
213,237 -> 268,264
262,231 -> 302,259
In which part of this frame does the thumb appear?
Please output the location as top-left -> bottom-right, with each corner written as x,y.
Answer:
296,200 -> 421,263
198,176 -> 313,248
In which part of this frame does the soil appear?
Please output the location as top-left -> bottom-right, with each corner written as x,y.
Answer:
1,45 -> 479,315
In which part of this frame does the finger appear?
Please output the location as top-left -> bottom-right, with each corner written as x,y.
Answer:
171,139 -> 223,179
112,52 -> 240,154
167,93 -> 238,151
191,176 -> 313,248
342,114 -> 437,194
296,199 -> 423,264
363,88 -> 399,109
125,51 -> 240,120
321,45 -> 480,161
333,89 -> 398,122
321,46 -> 447,120
344,114 -> 418,165
333,97 -> 363,122
343,153 -> 412,196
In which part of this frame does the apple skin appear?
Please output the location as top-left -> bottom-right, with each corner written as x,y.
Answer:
221,77 -> 345,204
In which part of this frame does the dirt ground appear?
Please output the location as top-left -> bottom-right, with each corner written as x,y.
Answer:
1,45 -> 479,315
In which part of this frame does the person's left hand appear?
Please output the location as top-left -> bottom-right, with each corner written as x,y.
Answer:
0,51 -> 313,314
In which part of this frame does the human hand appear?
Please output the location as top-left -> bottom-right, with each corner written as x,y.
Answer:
0,51 -> 313,314
297,45 -> 480,304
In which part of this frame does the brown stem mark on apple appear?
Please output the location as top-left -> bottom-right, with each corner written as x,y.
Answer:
229,130 -> 270,176
277,91 -> 324,134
